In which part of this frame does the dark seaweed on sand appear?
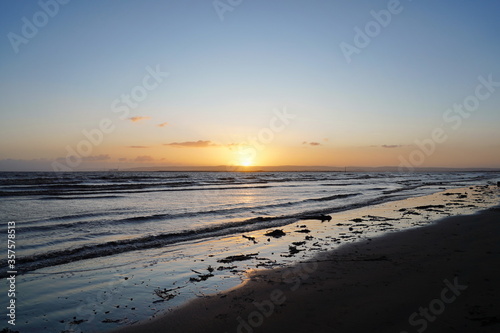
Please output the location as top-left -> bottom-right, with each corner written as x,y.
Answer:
242,235 -> 257,243
217,253 -> 259,263
264,229 -> 286,238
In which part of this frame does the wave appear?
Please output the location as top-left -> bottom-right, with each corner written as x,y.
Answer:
19,211 -> 119,227
0,193 -> 370,276
0,216 -> 291,277
16,193 -> 362,233
0,184 -> 272,197
39,195 -> 125,200
2,171 -> 498,278
305,193 -> 361,202
0,172 -> 401,197
0,190 -> 428,277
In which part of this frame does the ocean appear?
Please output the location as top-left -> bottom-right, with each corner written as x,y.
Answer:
1,171 -> 499,332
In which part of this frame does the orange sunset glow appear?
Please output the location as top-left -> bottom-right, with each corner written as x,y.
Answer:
1,2 -> 499,172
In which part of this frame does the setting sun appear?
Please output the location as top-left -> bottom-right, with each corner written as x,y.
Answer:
239,158 -> 253,167
231,145 -> 256,167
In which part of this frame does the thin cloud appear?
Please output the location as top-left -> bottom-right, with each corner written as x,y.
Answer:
128,146 -> 149,149
135,155 -> 154,162
128,116 -> 151,123
157,122 -> 169,127
226,143 -> 252,150
82,154 -> 111,161
381,145 -> 403,149
164,140 -> 219,148
302,141 -> 321,146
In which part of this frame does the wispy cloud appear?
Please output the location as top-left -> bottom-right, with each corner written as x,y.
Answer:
157,122 -> 169,127
164,140 -> 219,148
381,145 -> 403,149
302,141 -> 321,146
128,146 -> 149,149
226,143 -> 251,150
82,154 -> 111,161
135,155 -> 154,162
128,116 -> 151,123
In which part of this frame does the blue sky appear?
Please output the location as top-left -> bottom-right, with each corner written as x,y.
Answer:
1,0 -> 499,170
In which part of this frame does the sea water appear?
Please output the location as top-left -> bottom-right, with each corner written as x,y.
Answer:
1,171 -> 499,332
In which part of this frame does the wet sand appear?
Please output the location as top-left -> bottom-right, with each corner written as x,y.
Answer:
114,195 -> 500,332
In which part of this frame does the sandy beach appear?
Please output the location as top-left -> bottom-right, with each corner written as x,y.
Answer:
115,188 -> 500,333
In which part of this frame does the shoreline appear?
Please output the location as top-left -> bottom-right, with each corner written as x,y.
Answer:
114,187 -> 500,333
3,183 -> 498,333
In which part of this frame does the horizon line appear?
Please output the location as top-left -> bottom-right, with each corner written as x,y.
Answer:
2,165 -> 500,172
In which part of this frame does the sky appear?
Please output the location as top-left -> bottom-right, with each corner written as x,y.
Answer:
1,0 -> 499,171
